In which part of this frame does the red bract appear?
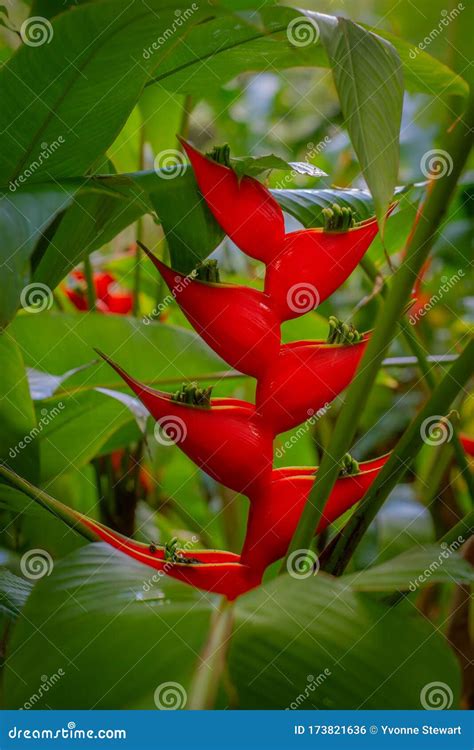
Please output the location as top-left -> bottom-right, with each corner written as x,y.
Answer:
98,351 -> 273,495
143,252 -> 280,378
181,139 -> 285,262
257,335 -> 369,434
241,456 -> 390,570
64,270 -> 133,314
96,141 -> 389,599
265,221 -> 380,321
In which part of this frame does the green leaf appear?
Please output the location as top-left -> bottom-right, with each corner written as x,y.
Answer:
272,187 -> 378,226
229,574 -> 460,709
11,312 -> 226,391
0,0 -> 209,185
230,153 -> 326,179
132,170 -> 224,274
369,26 -> 469,99
0,333 -> 39,482
0,184 -> 77,328
5,544 -> 214,709
318,15 -> 404,227
0,569 -> 33,622
344,545 -> 474,592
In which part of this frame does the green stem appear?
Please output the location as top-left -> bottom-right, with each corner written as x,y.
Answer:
83,254 -> 96,311
187,598 -> 234,709
321,339 -> 474,575
283,91 -> 474,568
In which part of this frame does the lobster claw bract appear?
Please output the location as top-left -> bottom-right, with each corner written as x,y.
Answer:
265,220 -> 380,321
181,139 -> 285,263
97,351 -> 273,495
241,455 -> 390,570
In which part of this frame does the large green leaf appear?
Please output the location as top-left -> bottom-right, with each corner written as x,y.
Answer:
10,312 -> 226,391
0,333 -> 39,482
150,6 -> 465,100
0,184 -> 77,328
0,0 -> 210,185
5,544 -> 215,709
344,546 -> 474,592
229,574 -> 460,709
317,15 -> 404,226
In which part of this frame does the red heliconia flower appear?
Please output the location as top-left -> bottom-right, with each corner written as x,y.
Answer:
460,434 -> 474,458
39,140 -> 391,600
241,455 -> 390,570
141,250 -> 280,379
64,270 -> 133,314
265,220 -> 380,321
98,351 -> 273,495
181,139 -> 285,263
256,334 -> 370,434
